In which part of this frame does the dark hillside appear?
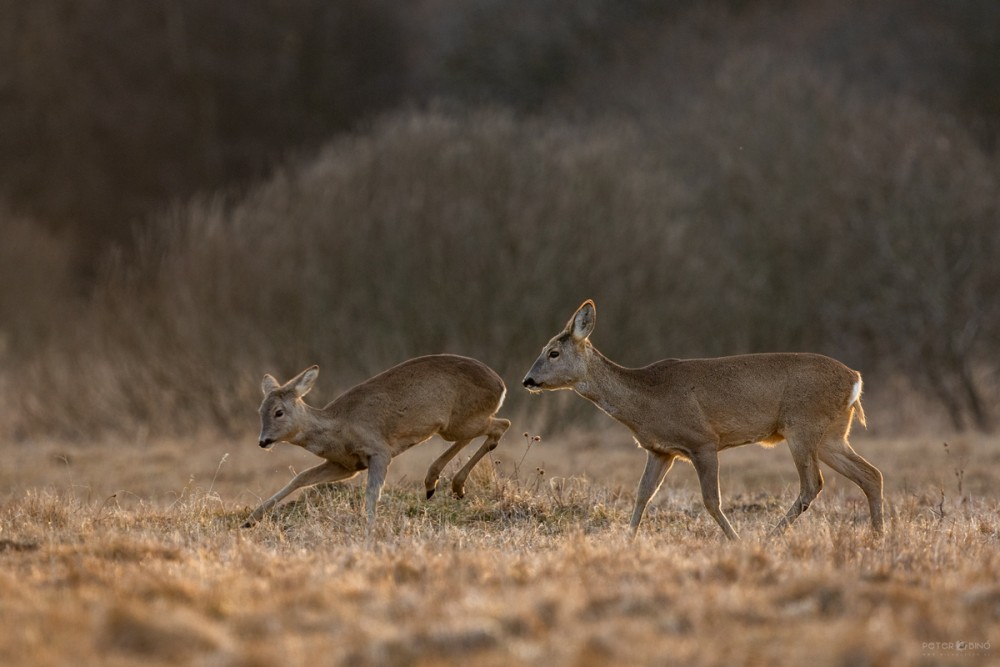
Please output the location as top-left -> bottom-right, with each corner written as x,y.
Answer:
1,0 -> 997,438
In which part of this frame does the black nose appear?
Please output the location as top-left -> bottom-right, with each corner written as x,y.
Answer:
259,438 -> 274,448
523,377 -> 538,388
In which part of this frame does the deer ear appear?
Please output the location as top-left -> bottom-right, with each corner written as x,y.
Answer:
291,365 -> 319,397
570,300 -> 596,341
262,374 -> 280,396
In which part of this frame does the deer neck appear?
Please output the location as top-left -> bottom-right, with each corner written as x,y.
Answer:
574,348 -> 645,426
290,404 -> 336,449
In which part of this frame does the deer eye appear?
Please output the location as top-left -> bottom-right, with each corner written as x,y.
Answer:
274,409 -> 284,418
548,349 -> 560,359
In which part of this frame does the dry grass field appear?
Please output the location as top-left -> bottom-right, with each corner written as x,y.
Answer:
1,426 -> 998,667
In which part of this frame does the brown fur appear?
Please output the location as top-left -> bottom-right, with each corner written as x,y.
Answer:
246,354 -> 511,535
522,300 -> 883,540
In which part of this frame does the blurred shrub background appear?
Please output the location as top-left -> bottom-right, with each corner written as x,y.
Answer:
1,0 -> 998,439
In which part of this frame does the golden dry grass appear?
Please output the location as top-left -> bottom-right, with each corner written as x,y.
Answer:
1,429 -> 998,667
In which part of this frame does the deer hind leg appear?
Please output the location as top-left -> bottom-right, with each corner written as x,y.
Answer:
451,417 -> 511,498
692,449 -> 740,541
629,449 -> 675,537
425,439 -> 473,499
364,452 -> 391,540
819,436 -> 884,534
243,460 -> 359,527
771,431 -> 824,536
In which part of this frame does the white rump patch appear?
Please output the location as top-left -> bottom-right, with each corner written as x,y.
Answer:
849,379 -> 863,406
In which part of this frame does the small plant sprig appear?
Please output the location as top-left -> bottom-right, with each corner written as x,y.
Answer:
942,442 -> 966,499
936,442 -> 971,522
512,432 -> 542,481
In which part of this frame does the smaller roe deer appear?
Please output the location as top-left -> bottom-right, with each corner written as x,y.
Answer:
522,300 -> 883,540
245,354 -> 510,534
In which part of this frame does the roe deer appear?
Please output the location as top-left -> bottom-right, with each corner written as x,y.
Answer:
245,354 -> 511,534
522,300 -> 883,540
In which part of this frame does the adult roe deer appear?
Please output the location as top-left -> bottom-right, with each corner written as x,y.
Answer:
245,354 -> 511,534
522,300 -> 883,540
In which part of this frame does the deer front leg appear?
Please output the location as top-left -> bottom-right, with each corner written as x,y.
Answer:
629,450 -> 675,536
244,460 -> 358,527
691,449 -> 740,541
